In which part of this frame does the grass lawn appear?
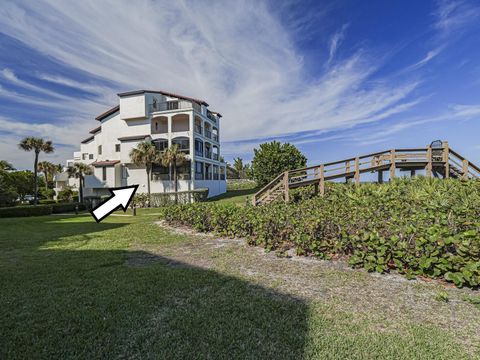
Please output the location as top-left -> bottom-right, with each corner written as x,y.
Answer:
207,186 -> 259,205
1,209 -> 479,359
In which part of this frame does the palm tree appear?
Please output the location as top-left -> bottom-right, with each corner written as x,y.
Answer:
37,161 -> 56,191
129,141 -> 160,205
0,160 -> 15,171
67,162 -> 93,203
18,137 -> 54,205
161,144 -> 187,202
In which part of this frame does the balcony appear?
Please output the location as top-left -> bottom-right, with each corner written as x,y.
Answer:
205,129 -> 212,139
205,151 -> 212,159
149,100 -> 193,113
212,134 -> 218,142
195,124 -> 203,134
207,111 -> 217,123
213,153 -> 219,161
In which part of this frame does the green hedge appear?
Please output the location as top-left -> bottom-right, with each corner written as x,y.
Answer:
160,178 -> 480,288
133,189 -> 209,208
51,203 -> 85,214
0,205 -> 53,218
0,202 -> 86,217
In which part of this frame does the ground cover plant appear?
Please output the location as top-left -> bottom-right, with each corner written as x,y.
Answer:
161,177 -> 480,288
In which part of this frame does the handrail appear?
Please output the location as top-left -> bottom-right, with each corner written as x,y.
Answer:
253,143 -> 479,206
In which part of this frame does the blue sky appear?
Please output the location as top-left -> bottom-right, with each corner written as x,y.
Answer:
0,0 -> 479,169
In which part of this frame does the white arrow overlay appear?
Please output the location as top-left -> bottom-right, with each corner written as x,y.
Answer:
90,185 -> 139,223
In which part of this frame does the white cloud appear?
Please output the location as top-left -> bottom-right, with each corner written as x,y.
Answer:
0,0 -> 428,167
434,0 -> 480,34
327,23 -> 349,65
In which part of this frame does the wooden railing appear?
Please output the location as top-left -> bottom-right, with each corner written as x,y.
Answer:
252,141 -> 479,206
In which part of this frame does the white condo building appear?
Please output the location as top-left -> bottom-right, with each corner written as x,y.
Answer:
55,90 -> 227,199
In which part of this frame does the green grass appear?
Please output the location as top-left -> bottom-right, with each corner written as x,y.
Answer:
0,211 -> 478,359
208,186 -> 260,205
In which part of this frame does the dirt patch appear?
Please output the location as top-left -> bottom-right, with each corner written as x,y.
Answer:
127,220 -> 480,351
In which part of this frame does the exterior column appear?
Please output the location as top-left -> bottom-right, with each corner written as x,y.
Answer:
167,116 -> 172,147
189,113 -> 195,185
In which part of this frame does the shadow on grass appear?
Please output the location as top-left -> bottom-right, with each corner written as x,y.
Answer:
0,216 -> 308,359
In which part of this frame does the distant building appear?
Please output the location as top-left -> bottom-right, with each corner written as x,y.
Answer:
55,90 -> 227,199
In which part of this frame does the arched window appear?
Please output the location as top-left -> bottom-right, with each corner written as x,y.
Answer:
172,136 -> 190,154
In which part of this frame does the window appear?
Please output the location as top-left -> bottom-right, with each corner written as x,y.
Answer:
195,161 -> 204,180
89,154 -> 94,160
82,153 -> 88,160
153,139 -> 168,152
102,167 -> 107,181
195,139 -> 203,157
98,145 -> 102,155
115,144 -> 121,152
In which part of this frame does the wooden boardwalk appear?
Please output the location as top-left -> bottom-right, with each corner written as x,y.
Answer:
252,141 -> 480,206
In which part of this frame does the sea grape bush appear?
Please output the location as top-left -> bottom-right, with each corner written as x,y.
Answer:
160,178 -> 480,288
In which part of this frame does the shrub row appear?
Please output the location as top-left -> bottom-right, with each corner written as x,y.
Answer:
0,203 -> 86,218
133,189 -> 209,208
160,178 -> 480,288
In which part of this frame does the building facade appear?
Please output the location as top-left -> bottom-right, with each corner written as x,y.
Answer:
55,90 -> 227,199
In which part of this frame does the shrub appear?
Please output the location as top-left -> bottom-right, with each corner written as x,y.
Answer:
58,187 -> 77,202
39,199 -> 57,205
0,205 -> 53,218
51,202 -> 85,213
134,189 -> 209,208
161,178 -> 480,288
251,141 -> 307,187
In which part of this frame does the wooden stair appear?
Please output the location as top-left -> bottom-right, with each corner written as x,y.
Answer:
252,141 -> 480,206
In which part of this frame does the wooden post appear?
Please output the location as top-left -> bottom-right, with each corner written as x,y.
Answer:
462,159 -> 469,180
390,150 -> 396,180
443,141 -> 450,179
283,171 -> 289,203
354,157 -> 360,185
426,147 -> 432,178
319,164 -> 325,196
345,161 -> 350,183
378,171 -> 383,184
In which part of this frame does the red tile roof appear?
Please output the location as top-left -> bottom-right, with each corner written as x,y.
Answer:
91,160 -> 120,167
89,126 -> 102,134
95,105 -> 120,121
81,136 -> 94,144
117,89 -> 209,106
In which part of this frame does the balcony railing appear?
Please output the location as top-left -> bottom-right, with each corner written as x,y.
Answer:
207,111 -> 217,123
149,100 -> 192,113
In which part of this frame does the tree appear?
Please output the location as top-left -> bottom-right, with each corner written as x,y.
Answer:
250,141 -> 307,187
37,161 -> 56,190
233,157 -> 244,173
130,141 -> 160,205
18,137 -> 54,205
67,163 -> 92,203
9,171 -> 37,201
0,160 -> 15,171
161,144 -> 187,201
0,171 -> 17,206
